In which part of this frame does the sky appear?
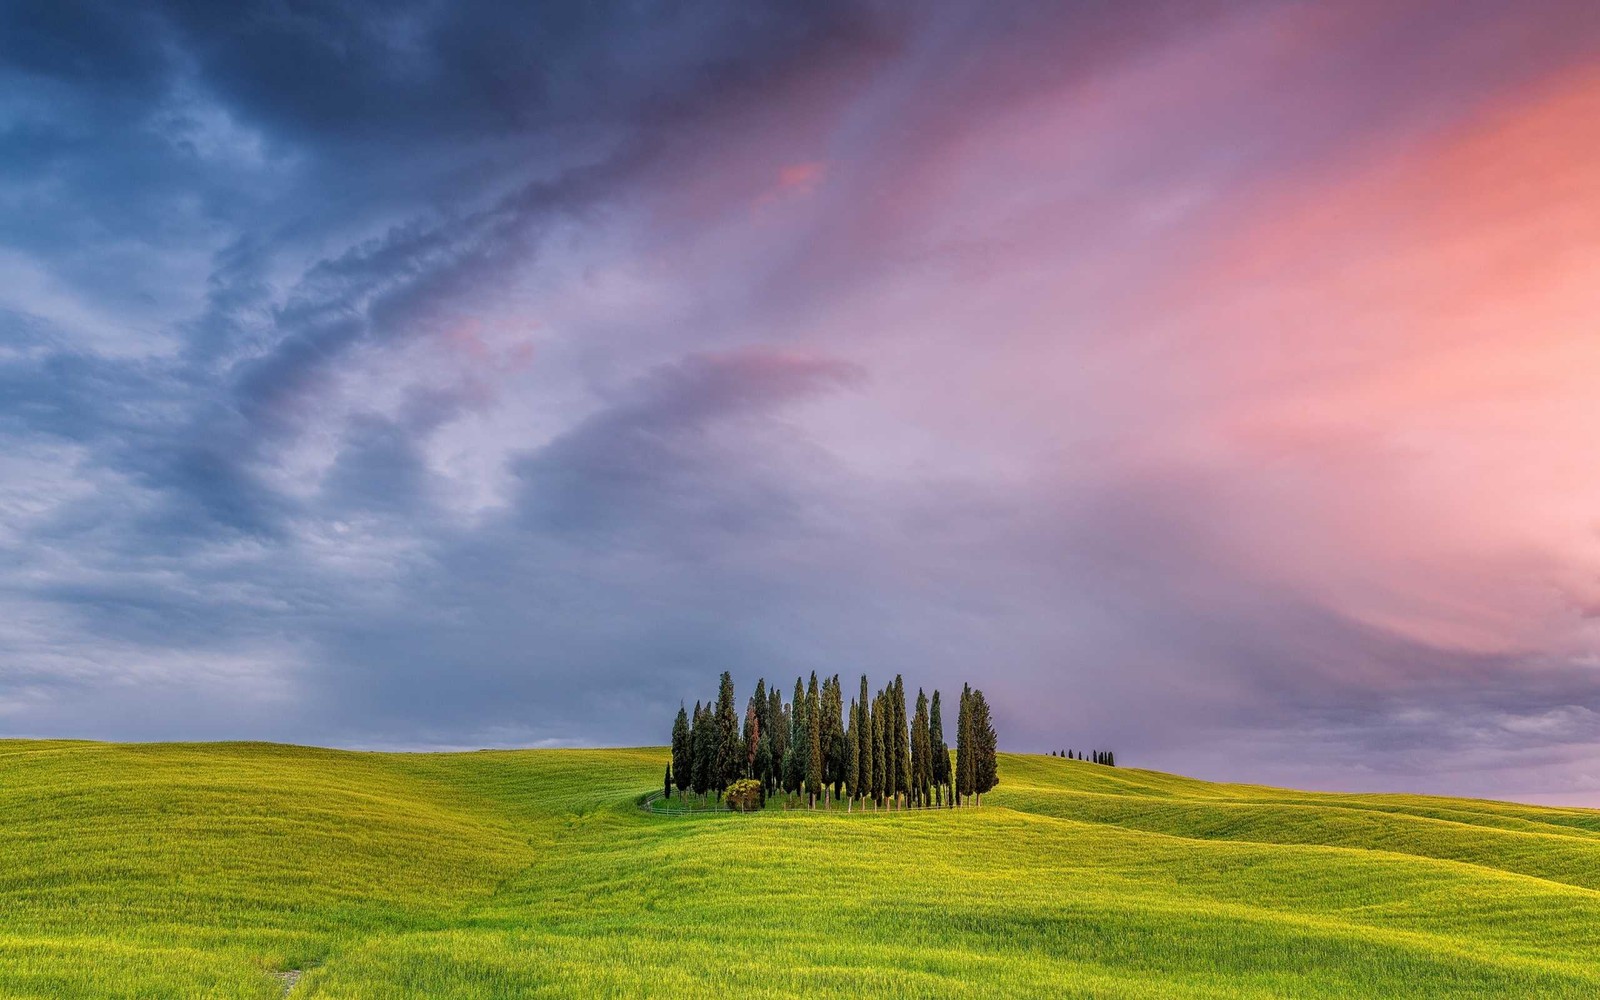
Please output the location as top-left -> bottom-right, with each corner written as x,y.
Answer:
3,0 -> 1600,804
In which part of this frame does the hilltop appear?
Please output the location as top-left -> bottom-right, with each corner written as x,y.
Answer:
1,741 -> 1597,997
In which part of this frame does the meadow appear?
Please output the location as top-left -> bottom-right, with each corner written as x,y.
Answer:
1,740 -> 1597,998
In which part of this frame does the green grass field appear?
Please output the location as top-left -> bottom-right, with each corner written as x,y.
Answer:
2,741 -> 1597,998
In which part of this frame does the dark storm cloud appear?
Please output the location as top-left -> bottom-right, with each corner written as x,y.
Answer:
512,351 -> 862,536
1,0 -> 887,328
227,162 -> 618,434
0,333 -> 146,441
320,413 -> 433,516
0,0 -> 900,744
1,0 -> 894,532
175,349 -> 871,749
155,0 -> 883,144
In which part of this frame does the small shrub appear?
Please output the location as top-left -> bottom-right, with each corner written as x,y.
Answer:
725,778 -> 764,812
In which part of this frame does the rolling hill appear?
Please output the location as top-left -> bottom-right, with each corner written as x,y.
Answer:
1,741 -> 1596,998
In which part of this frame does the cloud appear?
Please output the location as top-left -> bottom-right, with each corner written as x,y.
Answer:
3,0 -> 1600,805
512,350 -> 862,533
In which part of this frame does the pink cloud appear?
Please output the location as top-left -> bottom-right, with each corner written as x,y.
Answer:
683,13 -> 1600,674
1106,65 -> 1600,658
776,160 -> 827,195
442,319 -> 491,360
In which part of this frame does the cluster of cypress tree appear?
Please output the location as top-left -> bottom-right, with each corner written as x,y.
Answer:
1050,748 -> 1116,766
667,671 -> 999,810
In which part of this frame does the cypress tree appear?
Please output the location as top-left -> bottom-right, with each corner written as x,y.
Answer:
844,700 -> 859,811
911,688 -> 931,808
884,681 -> 897,808
891,675 -> 910,808
883,686 -> 897,808
889,688 -> 899,807
831,675 -> 848,803
743,700 -> 761,778
955,684 -> 973,806
902,678 -> 914,806
714,671 -> 740,799
929,690 -> 949,807
909,689 -> 924,806
751,679 -> 770,787
856,675 -> 872,806
664,764 -> 672,800
687,701 -> 699,796
752,678 -> 769,755
768,686 -> 787,794
704,700 -> 719,800
755,731 -> 773,792
820,676 -> 833,803
970,688 -> 998,804
779,699 -> 793,794
785,678 -> 806,799
871,692 -> 887,807
691,701 -> 712,802
821,675 -> 843,806
671,703 -> 691,797
779,744 -> 796,799
805,672 -> 822,807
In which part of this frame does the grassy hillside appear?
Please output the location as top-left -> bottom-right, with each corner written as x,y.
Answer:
1,742 -> 1597,998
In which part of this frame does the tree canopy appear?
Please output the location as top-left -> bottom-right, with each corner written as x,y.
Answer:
667,672 -> 998,811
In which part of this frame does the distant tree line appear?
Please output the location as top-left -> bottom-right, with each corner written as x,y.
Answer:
665,672 -> 999,810
1050,749 -> 1116,767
